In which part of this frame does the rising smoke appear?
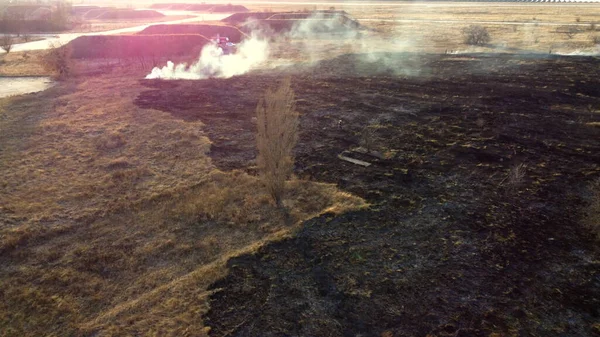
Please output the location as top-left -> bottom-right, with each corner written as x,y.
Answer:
145,12 -> 421,80
283,12 -> 422,76
146,33 -> 269,80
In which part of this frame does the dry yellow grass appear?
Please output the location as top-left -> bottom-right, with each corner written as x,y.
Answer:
0,51 -> 49,76
252,2 -> 600,55
0,64 -> 366,336
0,71 -> 211,224
249,2 -> 600,24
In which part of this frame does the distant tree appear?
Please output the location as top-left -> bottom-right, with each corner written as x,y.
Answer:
462,25 -> 491,46
22,31 -> 31,42
256,78 -> 299,207
51,1 -> 72,30
1,34 -> 13,53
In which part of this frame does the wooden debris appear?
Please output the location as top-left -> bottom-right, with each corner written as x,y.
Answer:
338,152 -> 371,167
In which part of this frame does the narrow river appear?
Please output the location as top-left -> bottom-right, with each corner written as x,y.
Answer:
7,13 -> 231,53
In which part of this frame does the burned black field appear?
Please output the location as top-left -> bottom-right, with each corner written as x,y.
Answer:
136,53 -> 600,336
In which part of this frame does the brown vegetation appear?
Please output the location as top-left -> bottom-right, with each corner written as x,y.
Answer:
0,50 -> 47,76
0,63 -> 365,336
463,24 -> 491,46
256,78 -> 299,207
40,42 -> 73,79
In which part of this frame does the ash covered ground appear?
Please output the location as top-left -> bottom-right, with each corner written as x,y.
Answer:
136,52 -> 600,336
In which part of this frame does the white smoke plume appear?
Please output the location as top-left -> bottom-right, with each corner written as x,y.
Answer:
145,12 -> 422,80
555,45 -> 600,56
290,12 -> 361,40
289,12 -> 423,76
145,34 -> 269,80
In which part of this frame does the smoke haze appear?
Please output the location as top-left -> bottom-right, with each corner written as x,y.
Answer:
146,33 -> 269,80
145,13 -> 423,80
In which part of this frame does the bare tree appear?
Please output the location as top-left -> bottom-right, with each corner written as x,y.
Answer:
1,34 -> 13,54
51,0 -> 72,30
462,25 -> 491,46
40,41 -> 73,79
256,78 -> 299,207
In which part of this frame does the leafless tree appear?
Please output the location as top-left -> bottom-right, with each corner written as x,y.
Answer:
462,25 -> 491,46
22,31 -> 31,43
256,77 -> 299,207
1,34 -> 13,53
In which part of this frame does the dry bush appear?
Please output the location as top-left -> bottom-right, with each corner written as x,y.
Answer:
583,179 -> 600,240
40,41 -> 73,79
462,25 -> 490,46
508,163 -> 527,187
556,26 -> 581,40
1,34 -> 13,54
501,163 -> 527,192
256,77 -> 299,207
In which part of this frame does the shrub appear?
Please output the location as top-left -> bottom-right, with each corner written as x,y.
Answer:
508,163 -> 526,187
556,26 -> 580,39
1,34 -> 13,54
256,78 -> 299,207
462,25 -> 491,46
40,41 -> 73,79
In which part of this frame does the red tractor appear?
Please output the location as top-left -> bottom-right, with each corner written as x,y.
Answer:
211,35 -> 236,55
